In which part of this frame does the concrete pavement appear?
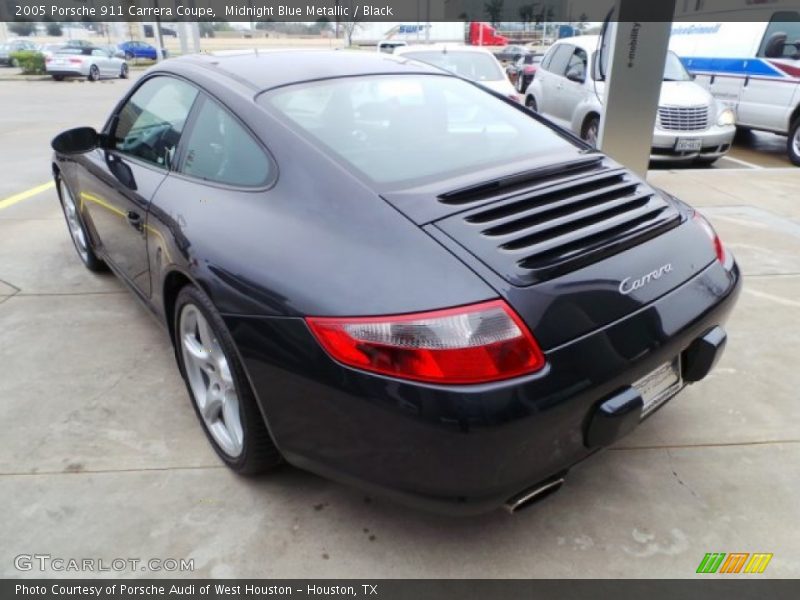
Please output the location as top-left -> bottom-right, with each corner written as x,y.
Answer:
1,78 -> 799,579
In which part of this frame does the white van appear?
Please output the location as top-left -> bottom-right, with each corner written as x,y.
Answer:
670,15 -> 800,165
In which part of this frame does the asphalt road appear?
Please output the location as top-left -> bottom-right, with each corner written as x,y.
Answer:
1,75 -> 799,578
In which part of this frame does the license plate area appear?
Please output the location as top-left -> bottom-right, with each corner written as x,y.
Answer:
634,359 -> 682,418
675,137 -> 702,152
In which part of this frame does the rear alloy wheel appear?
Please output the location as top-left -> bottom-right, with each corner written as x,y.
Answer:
57,176 -> 106,272
175,285 -> 282,475
788,118 -> 800,167
525,95 -> 538,112
52,75 -> 64,81
119,63 -> 129,79
582,116 -> 600,148
87,65 -> 99,82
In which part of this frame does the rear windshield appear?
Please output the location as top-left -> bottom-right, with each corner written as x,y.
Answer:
261,75 -> 576,185
400,51 -> 504,81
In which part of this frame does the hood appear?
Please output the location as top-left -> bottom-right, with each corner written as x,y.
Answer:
659,81 -> 713,108
479,78 -> 518,98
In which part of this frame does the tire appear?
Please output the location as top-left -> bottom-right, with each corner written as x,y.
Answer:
52,75 -> 64,81
174,285 -> 282,475
581,115 -> 600,148
788,117 -> 800,167
56,174 -> 106,272
119,63 -> 129,79
525,95 -> 538,112
87,64 -> 99,82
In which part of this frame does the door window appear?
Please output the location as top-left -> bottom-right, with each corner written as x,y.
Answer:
112,77 -> 198,169
180,97 -> 272,187
546,44 -> 575,76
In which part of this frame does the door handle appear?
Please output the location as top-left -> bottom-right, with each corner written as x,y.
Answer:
127,211 -> 143,232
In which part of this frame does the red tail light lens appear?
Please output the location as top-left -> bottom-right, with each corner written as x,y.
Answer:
306,300 -> 545,384
693,211 -> 727,265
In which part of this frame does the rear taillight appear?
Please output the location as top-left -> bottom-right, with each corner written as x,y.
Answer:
306,300 -> 545,384
507,93 -> 522,104
693,211 -> 727,265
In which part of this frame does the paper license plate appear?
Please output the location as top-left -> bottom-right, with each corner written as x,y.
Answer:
675,138 -> 702,152
634,359 -> 682,417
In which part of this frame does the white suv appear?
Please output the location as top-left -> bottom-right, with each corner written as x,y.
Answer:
525,36 -> 737,165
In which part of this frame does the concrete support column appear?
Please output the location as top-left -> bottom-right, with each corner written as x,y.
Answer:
599,1 -> 676,177
191,22 -> 201,54
179,22 -> 189,56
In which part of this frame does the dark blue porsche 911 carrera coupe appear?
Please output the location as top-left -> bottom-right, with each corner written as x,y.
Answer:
51,50 -> 740,514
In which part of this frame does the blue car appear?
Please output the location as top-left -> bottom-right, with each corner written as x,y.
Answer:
117,41 -> 166,61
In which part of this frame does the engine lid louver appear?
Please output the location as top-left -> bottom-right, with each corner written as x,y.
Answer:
435,158 -> 681,286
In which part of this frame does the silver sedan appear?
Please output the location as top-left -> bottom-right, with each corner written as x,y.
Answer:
46,48 -> 129,82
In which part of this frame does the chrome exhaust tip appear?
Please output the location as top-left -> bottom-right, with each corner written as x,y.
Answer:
504,476 -> 566,514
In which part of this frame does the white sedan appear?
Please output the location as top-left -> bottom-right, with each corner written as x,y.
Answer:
394,44 -> 521,103
46,47 -> 129,82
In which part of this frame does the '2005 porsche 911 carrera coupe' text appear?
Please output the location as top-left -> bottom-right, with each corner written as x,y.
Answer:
51,50 -> 741,514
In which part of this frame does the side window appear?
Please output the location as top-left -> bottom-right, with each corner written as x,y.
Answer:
91,49 -> 105,57
540,46 -> 556,71
181,97 -> 272,187
565,48 -> 588,81
758,12 -> 800,59
113,77 -> 198,169
547,45 -> 575,77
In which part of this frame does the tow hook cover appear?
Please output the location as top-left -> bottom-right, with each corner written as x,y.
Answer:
683,326 -> 727,383
585,387 -> 643,448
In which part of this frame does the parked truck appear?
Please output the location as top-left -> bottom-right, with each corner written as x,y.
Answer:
353,22 -> 508,47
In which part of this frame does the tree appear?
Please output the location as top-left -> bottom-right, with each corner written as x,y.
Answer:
518,3 -> 538,32
46,22 -> 63,36
310,18 -> 332,35
341,19 -> 362,46
9,22 -> 36,36
484,0 -> 504,27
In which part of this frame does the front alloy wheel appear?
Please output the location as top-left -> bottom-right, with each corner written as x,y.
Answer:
57,176 -> 105,271
174,285 -> 282,474
87,65 -> 99,82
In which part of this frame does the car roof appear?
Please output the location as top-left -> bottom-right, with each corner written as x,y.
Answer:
157,49 -> 450,94
551,35 -> 600,52
395,44 -> 495,56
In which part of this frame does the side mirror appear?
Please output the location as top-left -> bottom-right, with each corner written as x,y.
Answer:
690,72 -> 697,80
51,127 -> 100,154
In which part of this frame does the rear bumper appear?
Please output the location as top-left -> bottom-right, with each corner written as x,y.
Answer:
46,68 -> 87,77
227,260 -> 741,515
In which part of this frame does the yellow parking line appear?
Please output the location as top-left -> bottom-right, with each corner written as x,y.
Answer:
0,182 -> 55,211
